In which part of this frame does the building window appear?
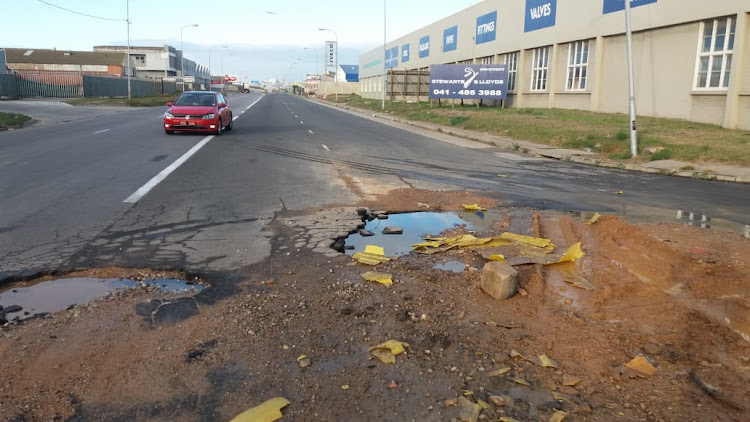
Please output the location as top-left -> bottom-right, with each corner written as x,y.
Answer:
478,55 -> 494,64
458,59 -> 473,65
694,16 -> 736,89
567,40 -> 589,91
131,54 -> 146,65
531,46 -> 550,91
504,52 -> 518,92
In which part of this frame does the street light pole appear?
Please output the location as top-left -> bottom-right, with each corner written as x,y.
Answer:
624,0 -> 638,157
382,0 -> 386,110
126,0 -> 131,100
319,28 -> 338,102
180,23 -> 198,91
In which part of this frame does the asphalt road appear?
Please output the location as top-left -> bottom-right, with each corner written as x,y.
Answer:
1,93 -> 748,281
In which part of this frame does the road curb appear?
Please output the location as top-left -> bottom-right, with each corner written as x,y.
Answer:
314,99 -> 750,185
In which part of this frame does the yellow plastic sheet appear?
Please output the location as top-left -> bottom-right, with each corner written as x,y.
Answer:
500,232 -> 555,251
361,271 -> 393,286
588,213 -> 601,225
352,245 -> 391,265
554,242 -> 584,264
413,235 -> 512,254
488,254 -> 507,263
230,397 -> 290,422
489,367 -> 511,377
463,204 -> 487,212
549,410 -> 568,422
368,340 -> 409,364
538,354 -> 558,368
514,378 -> 531,386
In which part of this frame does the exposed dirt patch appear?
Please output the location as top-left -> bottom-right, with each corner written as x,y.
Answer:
0,196 -> 748,421
363,188 -> 498,212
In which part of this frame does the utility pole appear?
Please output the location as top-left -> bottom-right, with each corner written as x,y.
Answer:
625,0 -> 638,157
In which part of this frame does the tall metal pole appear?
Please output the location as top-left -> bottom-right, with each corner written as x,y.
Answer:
126,0 -> 131,100
382,0 -> 386,110
625,0 -> 638,157
333,31 -> 338,103
180,24 -> 197,91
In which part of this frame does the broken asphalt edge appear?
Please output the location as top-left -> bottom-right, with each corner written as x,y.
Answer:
311,99 -> 750,185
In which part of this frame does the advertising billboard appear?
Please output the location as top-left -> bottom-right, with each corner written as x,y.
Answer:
525,0 -> 557,32
326,41 -> 337,66
419,35 -> 430,58
443,25 -> 458,52
385,46 -> 399,69
402,43 -> 410,63
475,11 -> 497,44
603,0 -> 657,14
429,64 -> 508,100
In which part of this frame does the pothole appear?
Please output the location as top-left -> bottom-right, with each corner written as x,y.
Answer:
341,210 -> 505,257
0,273 -> 205,324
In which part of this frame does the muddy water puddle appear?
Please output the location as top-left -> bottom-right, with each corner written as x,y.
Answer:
345,211 -> 504,257
0,277 -> 204,323
433,261 -> 468,273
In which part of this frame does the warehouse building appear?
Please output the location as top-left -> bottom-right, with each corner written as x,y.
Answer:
359,0 -> 750,130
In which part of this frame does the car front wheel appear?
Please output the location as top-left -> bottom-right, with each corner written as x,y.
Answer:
165,129 -> 174,135
226,115 -> 233,131
215,118 -> 222,136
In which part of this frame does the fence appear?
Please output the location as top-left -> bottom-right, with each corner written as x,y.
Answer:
386,69 -> 430,103
0,71 -> 177,99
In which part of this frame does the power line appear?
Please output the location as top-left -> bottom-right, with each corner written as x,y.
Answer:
35,0 -> 125,22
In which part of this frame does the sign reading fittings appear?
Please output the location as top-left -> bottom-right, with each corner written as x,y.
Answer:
603,0 -> 657,14
429,64 -> 508,100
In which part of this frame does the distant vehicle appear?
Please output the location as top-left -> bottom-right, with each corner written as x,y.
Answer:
163,91 -> 232,135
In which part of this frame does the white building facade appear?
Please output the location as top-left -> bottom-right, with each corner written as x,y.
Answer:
359,0 -> 750,130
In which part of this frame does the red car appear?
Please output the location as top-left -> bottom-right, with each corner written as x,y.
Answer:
163,91 -> 233,135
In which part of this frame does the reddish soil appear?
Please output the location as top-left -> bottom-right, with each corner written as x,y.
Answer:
0,191 -> 748,421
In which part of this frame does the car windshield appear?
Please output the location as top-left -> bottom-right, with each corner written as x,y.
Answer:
174,93 -> 216,107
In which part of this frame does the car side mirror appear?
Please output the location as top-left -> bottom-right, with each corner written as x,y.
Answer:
166,102 -> 173,106
220,102 -> 227,108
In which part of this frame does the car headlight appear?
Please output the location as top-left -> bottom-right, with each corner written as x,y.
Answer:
164,112 -> 174,119
202,113 -> 216,119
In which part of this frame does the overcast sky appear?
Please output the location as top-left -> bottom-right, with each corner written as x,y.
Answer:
2,0 -> 482,81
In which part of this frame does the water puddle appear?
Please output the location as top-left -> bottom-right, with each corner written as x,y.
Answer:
433,261 -> 467,273
344,211 -> 504,257
0,277 -> 204,323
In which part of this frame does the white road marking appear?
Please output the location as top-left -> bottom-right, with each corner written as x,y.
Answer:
321,144 -> 330,151
294,115 -> 298,118
123,135 -> 214,203
308,130 -> 314,134
93,129 -> 110,134
233,116 -> 239,121
300,121 -> 304,125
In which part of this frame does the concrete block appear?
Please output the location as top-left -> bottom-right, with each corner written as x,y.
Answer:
480,261 -> 519,300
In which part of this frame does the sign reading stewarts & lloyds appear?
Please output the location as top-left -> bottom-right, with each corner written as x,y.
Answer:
429,64 -> 508,100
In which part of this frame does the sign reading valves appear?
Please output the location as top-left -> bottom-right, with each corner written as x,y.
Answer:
475,11 -> 497,44
419,35 -> 430,58
603,0 -> 657,14
429,64 -> 508,100
443,26 -> 458,52
525,0 -> 557,32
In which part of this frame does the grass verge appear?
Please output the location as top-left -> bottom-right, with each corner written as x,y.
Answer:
0,112 -> 32,129
65,94 -> 178,107
324,95 -> 750,167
